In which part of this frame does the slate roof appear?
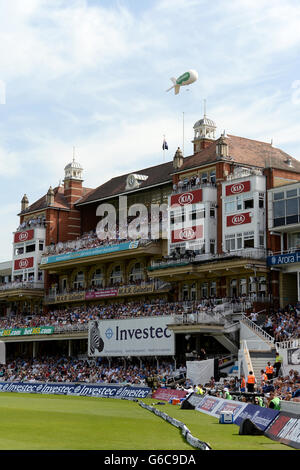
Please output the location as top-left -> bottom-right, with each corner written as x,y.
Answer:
77,134 -> 300,206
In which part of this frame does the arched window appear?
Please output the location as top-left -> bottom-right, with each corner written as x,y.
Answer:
110,265 -> 123,285
129,263 -> 143,283
91,269 -> 103,288
73,271 -> 84,290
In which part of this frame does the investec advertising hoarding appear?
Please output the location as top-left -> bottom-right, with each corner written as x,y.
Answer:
40,240 -> 140,265
88,316 -> 175,357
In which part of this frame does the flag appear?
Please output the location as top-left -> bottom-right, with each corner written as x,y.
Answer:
162,139 -> 168,150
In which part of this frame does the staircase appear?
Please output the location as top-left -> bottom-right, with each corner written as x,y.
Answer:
249,349 -> 277,385
239,314 -> 277,385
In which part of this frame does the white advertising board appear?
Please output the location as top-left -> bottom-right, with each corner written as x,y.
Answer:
88,316 -> 175,357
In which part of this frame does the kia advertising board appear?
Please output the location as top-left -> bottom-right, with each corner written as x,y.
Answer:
226,212 -> 251,227
170,189 -> 202,207
14,257 -> 34,271
171,225 -> 203,243
225,181 -> 251,196
14,229 -> 34,244
88,316 -> 175,357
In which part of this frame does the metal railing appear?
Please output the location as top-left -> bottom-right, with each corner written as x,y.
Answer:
0,281 -> 44,291
275,338 -> 300,350
150,248 -> 268,270
240,313 -> 275,346
172,181 -> 217,194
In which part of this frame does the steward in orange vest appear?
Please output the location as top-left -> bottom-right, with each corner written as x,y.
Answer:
240,375 -> 246,392
265,362 -> 274,380
247,371 -> 256,392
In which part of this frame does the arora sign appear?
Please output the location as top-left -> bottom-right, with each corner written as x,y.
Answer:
267,251 -> 300,266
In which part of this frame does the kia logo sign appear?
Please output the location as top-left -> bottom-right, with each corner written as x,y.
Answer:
179,228 -> 195,240
230,183 -> 244,194
226,180 -> 250,196
14,257 -> 34,270
232,214 -> 245,225
227,212 -> 251,226
19,259 -> 29,268
14,229 -> 34,244
18,232 -> 29,241
178,193 -> 194,205
171,189 -> 202,206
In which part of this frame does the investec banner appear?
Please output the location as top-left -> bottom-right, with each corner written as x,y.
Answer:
0,381 -> 151,400
0,326 -> 54,337
191,394 -> 278,431
267,251 -> 300,267
88,316 -> 175,357
40,240 -> 140,265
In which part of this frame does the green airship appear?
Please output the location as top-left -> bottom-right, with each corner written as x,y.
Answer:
166,69 -> 198,95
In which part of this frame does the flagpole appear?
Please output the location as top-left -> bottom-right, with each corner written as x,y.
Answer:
163,134 -> 165,161
182,112 -> 185,157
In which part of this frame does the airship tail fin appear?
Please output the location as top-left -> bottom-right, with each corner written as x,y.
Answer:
166,77 -> 177,93
174,85 -> 180,95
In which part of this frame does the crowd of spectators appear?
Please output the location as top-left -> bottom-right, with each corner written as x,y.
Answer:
179,368 -> 300,408
0,301 -> 196,330
172,173 -> 216,194
0,298 -> 256,331
0,356 -> 185,386
17,216 -> 46,231
254,303 -> 300,342
44,212 -> 167,257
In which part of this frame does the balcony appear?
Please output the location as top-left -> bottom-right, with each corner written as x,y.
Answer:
40,238 -> 161,268
172,181 -> 216,195
0,281 -> 44,300
44,280 -> 172,304
0,281 -> 44,291
149,248 -> 268,271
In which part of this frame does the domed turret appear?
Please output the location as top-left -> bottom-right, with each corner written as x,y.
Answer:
192,103 -> 217,153
64,148 -> 83,182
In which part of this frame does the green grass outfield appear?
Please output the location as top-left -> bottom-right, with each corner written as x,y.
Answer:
0,393 -> 294,450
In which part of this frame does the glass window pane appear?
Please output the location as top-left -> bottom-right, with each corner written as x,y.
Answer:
287,189 -> 297,198
274,192 -> 284,200
286,198 -> 298,216
274,200 -> 285,218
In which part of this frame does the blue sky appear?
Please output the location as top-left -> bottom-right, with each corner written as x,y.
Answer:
1,0 -> 300,261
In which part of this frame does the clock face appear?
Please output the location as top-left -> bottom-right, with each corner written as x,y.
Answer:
128,175 -> 135,186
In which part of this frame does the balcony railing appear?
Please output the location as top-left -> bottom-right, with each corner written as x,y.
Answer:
172,181 -> 217,194
44,280 -> 172,303
0,281 -> 44,291
150,248 -> 268,270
